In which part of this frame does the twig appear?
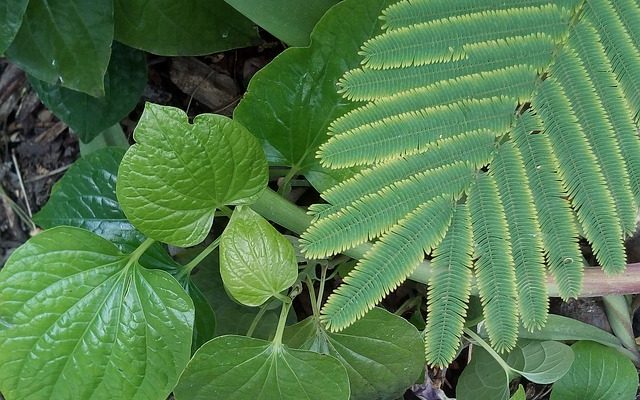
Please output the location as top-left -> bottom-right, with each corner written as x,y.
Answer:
24,164 -> 70,183
10,150 -> 31,218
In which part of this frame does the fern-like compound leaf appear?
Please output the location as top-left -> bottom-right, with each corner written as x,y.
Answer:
511,111 -> 583,299
469,173 -> 518,353
320,195 -> 455,331
491,142 -> 548,330
424,203 -> 473,367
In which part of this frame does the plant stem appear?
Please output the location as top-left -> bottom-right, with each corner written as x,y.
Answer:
463,327 -> 512,374
305,276 -> 320,317
273,300 -> 292,347
250,187 -> 640,297
246,304 -> 269,338
177,237 -> 221,280
126,238 -> 155,268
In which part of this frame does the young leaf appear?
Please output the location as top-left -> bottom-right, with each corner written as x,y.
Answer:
114,0 -> 260,56
220,207 -> 298,306
29,42 -> 147,143
0,0 -> 29,53
117,103 -> 268,247
551,341 -> 639,400
511,385 -> 526,400
173,335 -> 350,400
234,0 -> 394,191
33,148 -> 179,275
284,307 -> 424,400
6,0 -> 113,96
0,227 -> 194,400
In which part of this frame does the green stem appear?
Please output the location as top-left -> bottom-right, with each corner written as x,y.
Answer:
273,300 -> 292,346
464,327 -> 512,375
250,187 -> 640,297
305,276 -> 320,317
177,237 -> 221,280
126,238 -> 155,268
317,265 -> 328,312
246,304 -> 269,338
278,167 -> 299,196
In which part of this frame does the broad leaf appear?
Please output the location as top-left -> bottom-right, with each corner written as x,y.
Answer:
184,278 -> 217,350
6,0 -> 113,96
457,346 -> 511,400
551,341 -> 639,400
0,227 -> 194,400
29,42 -> 147,143
223,0 -> 339,47
0,0 -> 28,53
234,0 -> 393,190
510,341 -> 573,384
173,335 -> 350,400
220,206 -> 298,306
114,0 -> 259,56
33,148 -> 179,275
284,307 -> 424,400
117,103 -> 268,247
189,249 -> 283,339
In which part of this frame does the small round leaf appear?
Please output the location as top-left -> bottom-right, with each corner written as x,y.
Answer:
220,207 -> 298,306
117,103 -> 268,247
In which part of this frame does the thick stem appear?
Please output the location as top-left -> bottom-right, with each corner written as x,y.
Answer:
273,300 -> 292,347
251,188 -> 640,297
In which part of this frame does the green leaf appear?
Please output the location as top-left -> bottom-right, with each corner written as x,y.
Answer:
0,0 -> 28,53
220,206 -> 298,306
284,307 -> 424,400
189,249 -> 283,339
117,103 -> 268,247
510,385 -> 526,400
457,346 -> 511,400
79,124 -> 130,156
223,0 -> 340,47
510,341 -> 573,384
6,0 -> 113,96
173,335 -> 350,400
551,341 -> 639,400
234,0 -> 393,191
114,0 -> 259,56
33,148 -> 179,275
184,278 -> 217,350
0,227 -> 194,400
29,42 -> 147,143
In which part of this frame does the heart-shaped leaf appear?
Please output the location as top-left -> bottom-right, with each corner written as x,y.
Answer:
220,206 -> 298,306
513,341 -> 573,384
284,307 -> 424,400
6,0 -> 113,96
33,148 -> 179,275
0,0 -> 29,53
0,227 -> 194,400
173,335 -> 350,400
29,42 -> 147,143
234,0 -> 393,191
114,0 -> 260,56
551,341 -> 639,400
117,103 -> 268,247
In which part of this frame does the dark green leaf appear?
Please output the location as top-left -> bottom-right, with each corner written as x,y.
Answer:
234,0 -> 393,191
457,346 -> 511,400
114,0 -> 260,56
33,148 -> 179,275
117,103 -> 268,247
6,0 -> 113,96
185,279 -> 217,350
29,42 -> 147,143
78,124 -> 130,156
284,307 -> 424,400
0,227 -> 194,400
173,335 -> 350,400
220,207 -> 297,306
223,0 -> 340,47
551,341 -> 639,400
0,0 -> 28,53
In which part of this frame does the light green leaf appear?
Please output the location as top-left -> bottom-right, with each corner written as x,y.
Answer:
29,42 -> 147,143
234,0 -> 393,191
33,148 -> 179,275
511,341 -> 573,384
117,103 -> 268,247
6,0 -> 113,96
0,227 -> 194,400
189,248 -> 283,339
0,0 -> 28,53
457,346 -> 510,400
224,0 -> 339,47
173,335 -> 350,400
220,206 -> 297,306
284,307 -> 424,400
114,0 -> 260,56
510,385 -> 526,400
517,314 -> 624,349
551,341 -> 639,400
